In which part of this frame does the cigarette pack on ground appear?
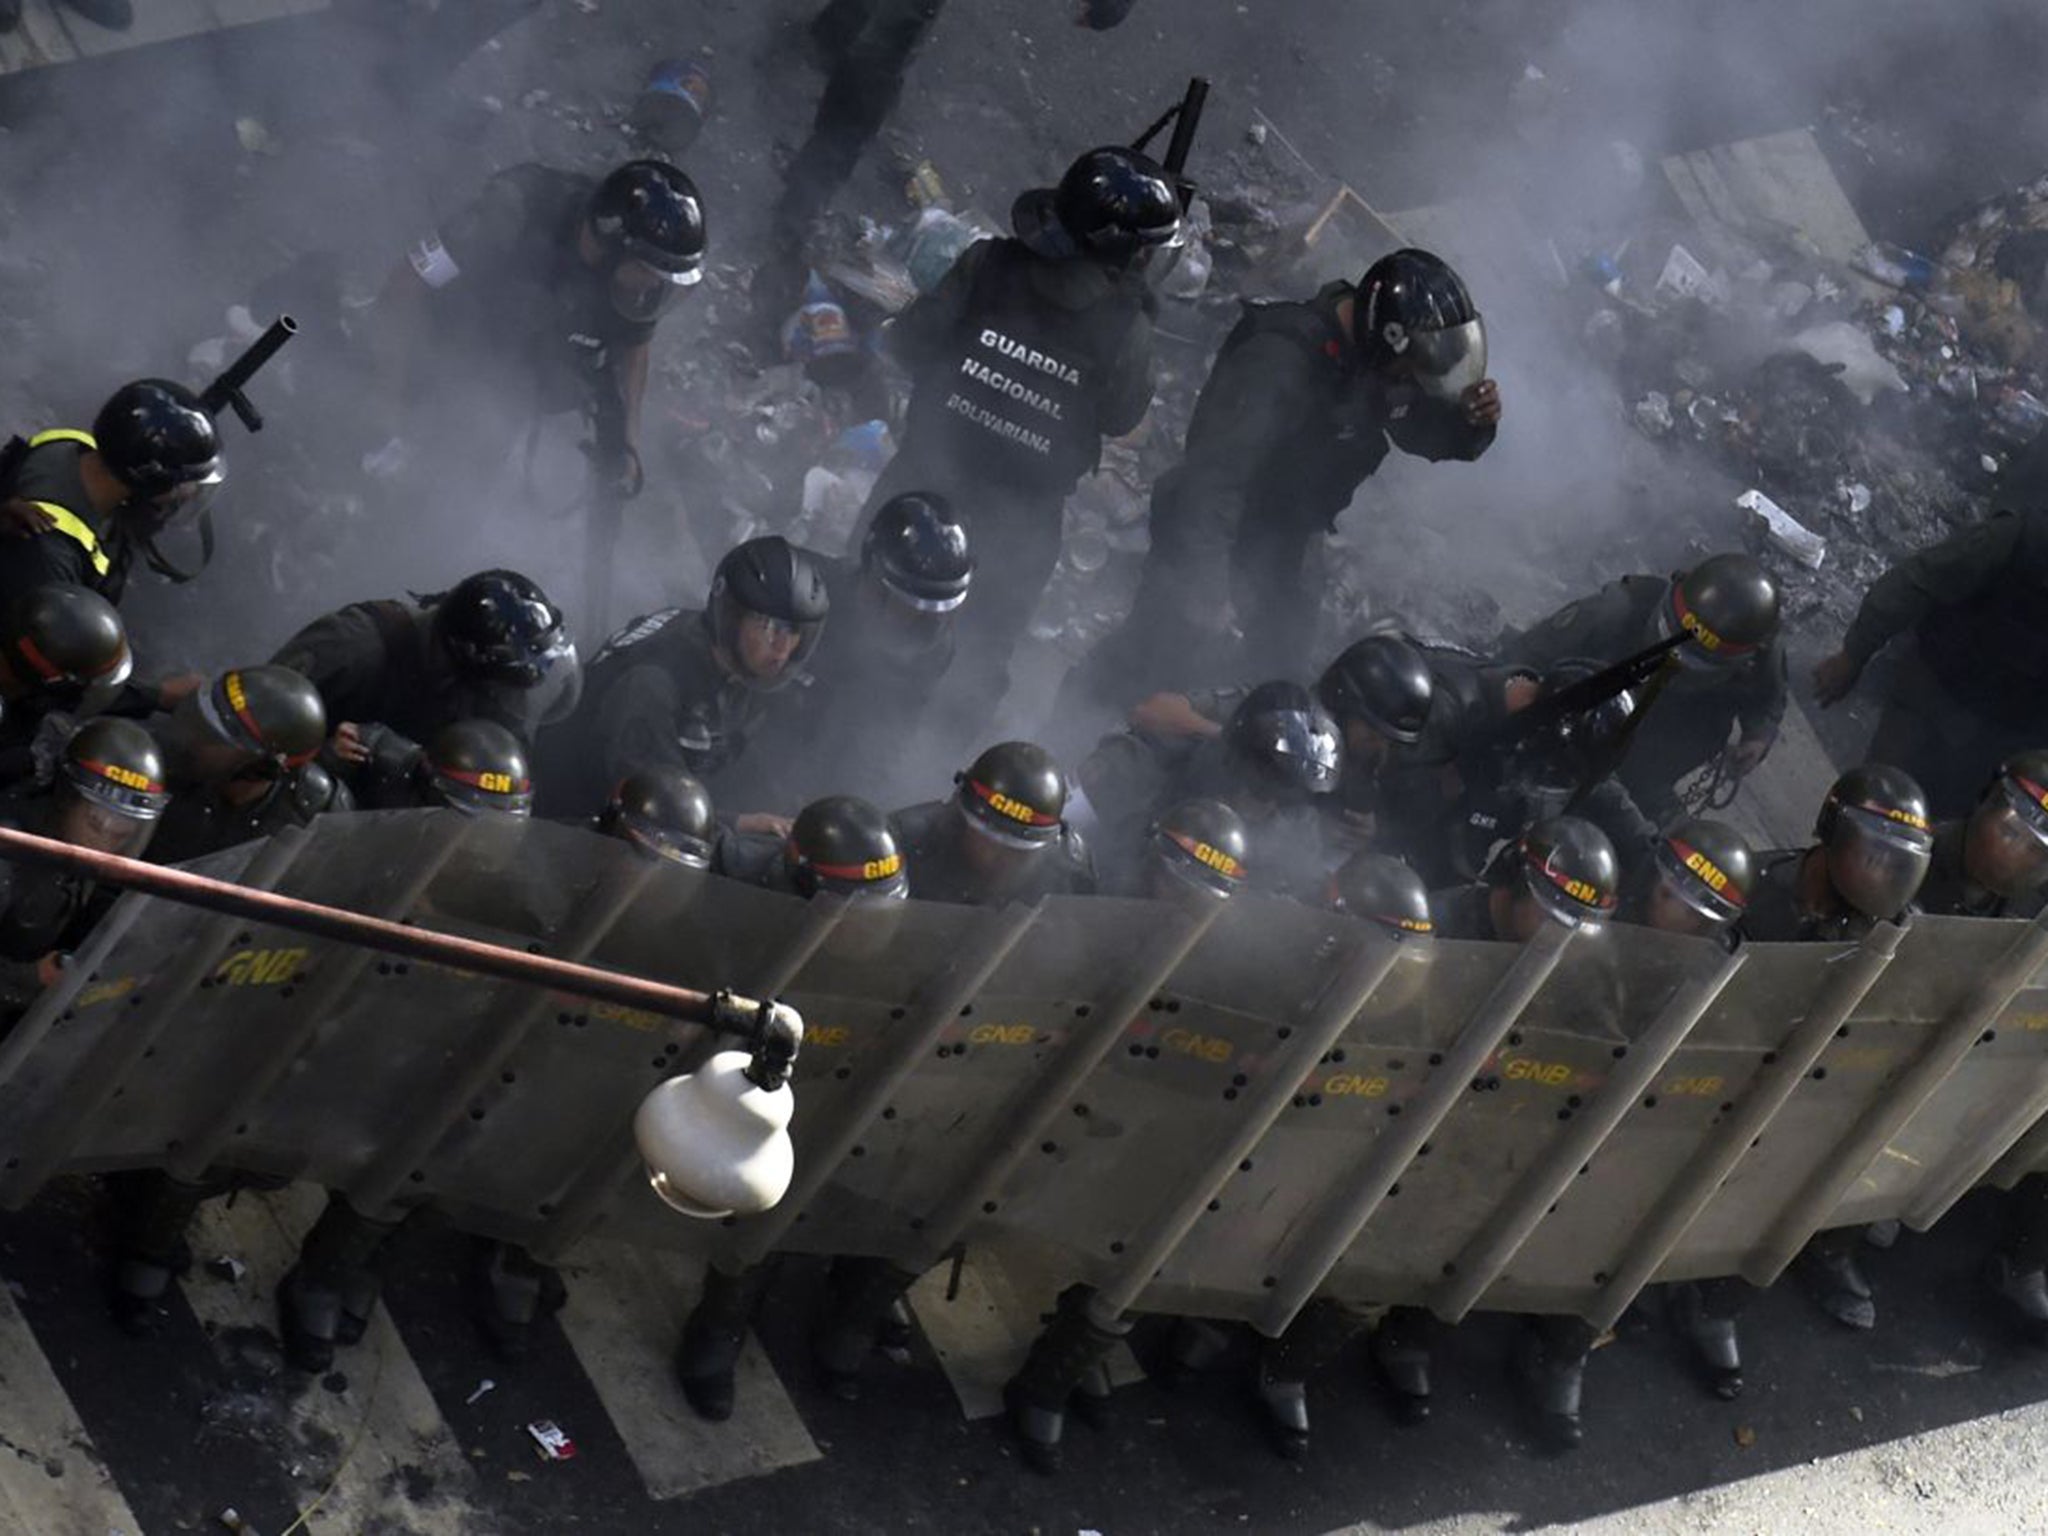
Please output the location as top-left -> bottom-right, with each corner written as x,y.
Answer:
527,1420 -> 578,1461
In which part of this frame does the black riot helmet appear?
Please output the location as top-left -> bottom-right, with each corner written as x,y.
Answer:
955,741 -> 1067,851
421,719 -> 534,817
189,664 -> 328,769
709,536 -> 829,690
1146,798 -> 1250,900
861,493 -> 973,613
1966,750 -> 2048,900
1016,146 -> 1182,266
1354,249 -> 1487,404
587,159 -> 707,321
785,795 -> 909,901
91,379 -> 224,506
1508,659 -> 1640,795
1509,816 -> 1621,930
1316,634 -> 1433,746
0,584 -> 132,702
60,716 -> 171,822
1648,817 -> 1755,934
432,569 -> 583,725
1662,553 -> 1781,673
1815,764 -> 1932,921
1327,852 -> 1436,939
598,766 -> 716,869
1223,681 -> 1343,807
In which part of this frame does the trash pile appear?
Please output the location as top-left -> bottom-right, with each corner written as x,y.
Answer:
1579,171 -> 2048,634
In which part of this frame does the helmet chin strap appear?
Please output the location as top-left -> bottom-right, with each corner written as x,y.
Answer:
136,509 -> 215,584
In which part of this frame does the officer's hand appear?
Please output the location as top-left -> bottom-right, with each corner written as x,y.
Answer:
1462,379 -> 1502,427
1130,692 -> 1222,742
602,444 -> 646,502
1811,651 -> 1861,707
1728,736 -> 1773,777
0,499 -> 56,539
735,812 -> 794,838
156,672 -> 205,711
330,722 -> 373,765
34,951 -> 63,990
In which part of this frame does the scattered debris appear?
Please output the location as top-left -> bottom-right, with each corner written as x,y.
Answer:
1734,1424 -> 1757,1449
465,1379 -> 497,1406
205,1255 -> 248,1284
1739,489 -> 1828,569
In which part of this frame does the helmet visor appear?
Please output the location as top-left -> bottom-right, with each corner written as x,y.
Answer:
611,256 -> 699,323
1999,772 -> 2048,846
1407,317 -> 1487,404
802,850 -> 910,902
719,596 -> 824,692
1664,587 -> 1759,671
1520,847 -> 1616,931
62,755 -> 170,822
139,466 -> 222,531
617,808 -> 714,870
1829,805 -> 1933,919
959,780 -> 1062,851
1155,826 -> 1245,900
52,792 -> 158,857
1968,794 -> 2048,899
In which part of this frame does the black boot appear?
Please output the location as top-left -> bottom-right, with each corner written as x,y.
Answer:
469,1239 -> 568,1360
675,1262 -> 773,1421
1984,1251 -> 2048,1347
811,1256 -> 921,1401
1670,1282 -> 1744,1399
1252,1299 -> 1370,1461
1160,1316 -> 1232,1392
106,1171 -> 212,1337
1369,1305 -> 1435,1425
1514,1316 -> 1590,1452
1004,1285 -> 1129,1474
1797,1234 -> 1876,1331
277,1196 -> 402,1373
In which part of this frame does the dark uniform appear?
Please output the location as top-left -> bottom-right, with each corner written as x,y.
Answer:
1835,509 -> 2048,817
272,598 -> 557,761
874,234 -> 1154,734
544,607 -> 770,816
398,166 -> 658,456
749,554 -> 953,809
1080,280 -> 1495,696
1507,575 -> 1788,825
1915,819 -> 2043,920
890,798 -> 1094,904
1740,849 -> 1876,945
149,766 -> 351,866
1376,649 -> 1655,890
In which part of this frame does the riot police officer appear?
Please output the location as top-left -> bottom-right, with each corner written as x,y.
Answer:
1623,817 -> 1757,944
147,665 -> 351,864
0,718 -> 168,1019
1916,751 -> 2048,921
1071,680 -> 1341,896
367,159 -> 707,496
751,492 -> 972,809
868,145 -> 1176,743
467,763 -> 719,1356
890,741 -> 1093,906
273,568 -> 580,789
1740,765 -> 1933,1337
0,380 -> 224,606
594,765 -> 718,869
679,794 -> 906,1419
276,720 -> 533,1369
1126,797 -> 1252,903
1119,632 -> 1434,850
1507,554 -> 1787,825
1379,655 -> 1656,892
542,536 -> 827,818
1069,247 -> 1501,706
1375,818 -> 1617,1433
1909,753 -> 2048,1342
1249,852 -> 1433,1459
1814,508 -> 2048,818
0,584 -> 133,787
